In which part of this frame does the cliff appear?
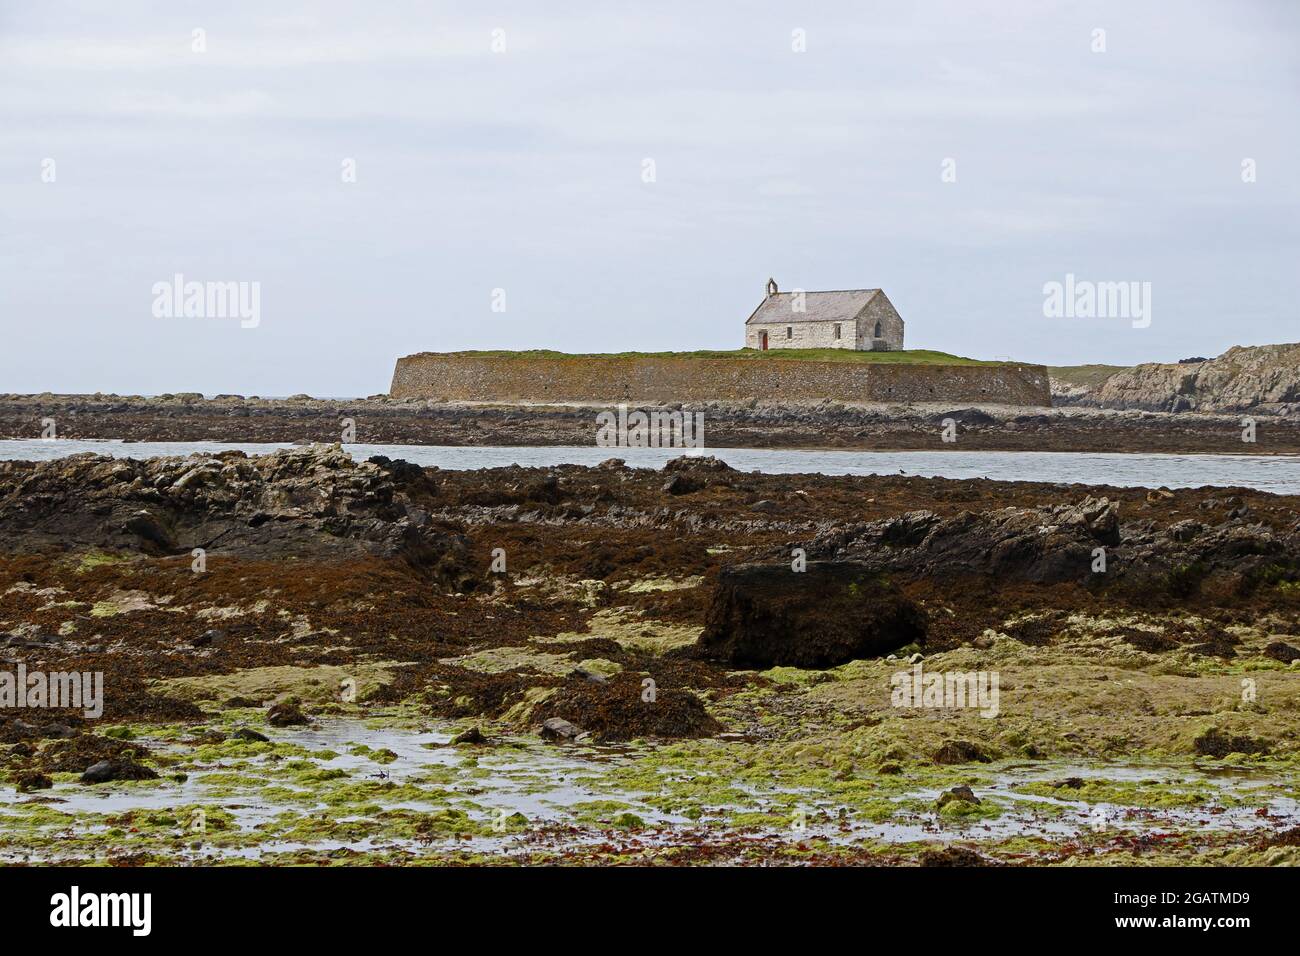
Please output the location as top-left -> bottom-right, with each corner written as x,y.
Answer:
1077,344 -> 1300,415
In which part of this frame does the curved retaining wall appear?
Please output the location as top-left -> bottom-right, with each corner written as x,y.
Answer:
389,353 -> 1052,406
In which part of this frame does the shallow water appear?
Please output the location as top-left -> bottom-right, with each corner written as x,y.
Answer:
0,719 -> 670,862
3,719 -> 1294,862
3,440 -> 1299,493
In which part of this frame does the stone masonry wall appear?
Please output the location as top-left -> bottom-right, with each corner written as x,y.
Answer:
856,296 -> 904,351
390,354 -> 1052,406
744,321 -> 857,350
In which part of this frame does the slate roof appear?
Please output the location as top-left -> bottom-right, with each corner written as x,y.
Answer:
744,289 -> 881,325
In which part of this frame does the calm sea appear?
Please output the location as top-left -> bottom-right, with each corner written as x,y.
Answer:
1,440 -> 1298,493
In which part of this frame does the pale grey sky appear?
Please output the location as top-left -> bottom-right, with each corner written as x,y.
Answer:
2,1 -> 1297,395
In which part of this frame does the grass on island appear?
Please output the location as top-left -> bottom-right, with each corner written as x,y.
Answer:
1048,364 -> 1129,388
438,348 -> 1013,366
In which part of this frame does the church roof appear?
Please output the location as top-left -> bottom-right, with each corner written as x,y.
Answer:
745,289 -> 882,325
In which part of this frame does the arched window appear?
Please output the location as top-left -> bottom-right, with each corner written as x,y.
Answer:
873,321 -> 883,338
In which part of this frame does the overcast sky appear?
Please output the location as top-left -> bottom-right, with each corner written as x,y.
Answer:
2,1 -> 1297,396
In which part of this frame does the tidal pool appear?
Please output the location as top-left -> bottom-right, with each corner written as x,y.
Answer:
3,718 -> 1294,864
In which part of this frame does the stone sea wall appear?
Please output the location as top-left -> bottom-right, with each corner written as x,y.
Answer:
390,356 -> 1050,408
389,353 -> 1052,406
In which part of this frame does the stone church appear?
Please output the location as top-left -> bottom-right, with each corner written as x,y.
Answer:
743,278 -> 904,351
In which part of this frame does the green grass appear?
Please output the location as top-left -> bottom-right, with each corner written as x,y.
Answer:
1048,364 -> 1129,387
436,348 -> 1012,366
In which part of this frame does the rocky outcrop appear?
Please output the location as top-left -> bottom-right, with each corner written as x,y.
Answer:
8,392 -> 1300,453
1081,344 -> 1300,415
691,492 -> 1299,671
1049,378 -> 1093,402
696,561 -> 927,667
0,445 -> 472,585
804,497 -> 1122,584
804,495 -> 1300,590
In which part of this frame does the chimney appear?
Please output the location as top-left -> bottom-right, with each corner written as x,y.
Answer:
766,277 -> 778,297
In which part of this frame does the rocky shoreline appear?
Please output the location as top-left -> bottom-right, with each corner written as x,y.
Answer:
3,393 -> 1300,454
1065,343 -> 1300,416
1,446 -> 1298,864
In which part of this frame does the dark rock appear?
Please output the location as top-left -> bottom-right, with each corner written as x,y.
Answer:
366,456 -> 425,484
696,561 -> 926,668
1185,638 -> 1237,659
1264,641 -> 1300,663
0,446 -> 472,588
451,726 -> 490,745
936,785 -> 981,809
15,771 -> 52,792
920,846 -> 992,867
539,717 -> 582,741
223,696 -> 262,709
1121,629 -> 1181,653
662,474 -> 702,496
1193,727 -> 1270,758
931,408 -> 996,427
122,509 -> 176,550
880,511 -> 941,547
267,698 -> 310,727
663,455 -> 731,473
1003,612 -> 1066,647
932,740 -> 992,765
80,758 -> 159,784
193,629 -> 228,648
522,475 -> 561,504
